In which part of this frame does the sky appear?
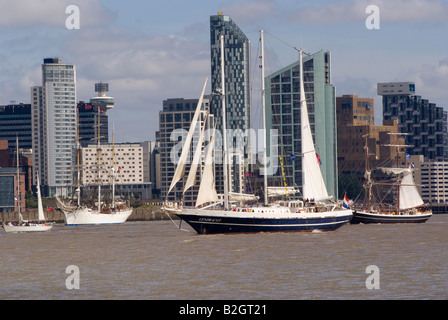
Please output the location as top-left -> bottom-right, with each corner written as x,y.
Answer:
1,0 -> 447,143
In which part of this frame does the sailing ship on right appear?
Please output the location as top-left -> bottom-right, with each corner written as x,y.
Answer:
351,136 -> 432,224
164,31 -> 352,234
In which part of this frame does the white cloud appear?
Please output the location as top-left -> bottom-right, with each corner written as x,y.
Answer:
218,0 -> 276,24
0,0 -> 115,28
399,57 -> 448,106
285,0 -> 448,24
57,27 -> 211,141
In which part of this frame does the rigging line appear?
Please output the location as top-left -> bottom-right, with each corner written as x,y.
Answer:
263,30 -> 311,56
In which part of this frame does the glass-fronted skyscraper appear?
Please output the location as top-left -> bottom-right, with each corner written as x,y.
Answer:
31,57 -> 77,197
210,14 -> 251,194
265,50 -> 338,199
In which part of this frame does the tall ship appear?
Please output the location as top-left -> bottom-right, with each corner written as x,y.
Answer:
351,134 -> 432,224
164,31 -> 352,234
56,108 -> 132,225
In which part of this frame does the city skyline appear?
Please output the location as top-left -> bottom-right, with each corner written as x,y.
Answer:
1,0 -> 447,143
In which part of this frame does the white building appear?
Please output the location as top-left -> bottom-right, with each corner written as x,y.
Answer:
377,82 -> 415,96
81,143 -> 154,200
421,161 -> 448,204
31,57 -> 77,197
81,143 -> 143,185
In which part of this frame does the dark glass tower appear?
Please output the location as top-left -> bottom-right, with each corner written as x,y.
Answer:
210,14 -> 251,194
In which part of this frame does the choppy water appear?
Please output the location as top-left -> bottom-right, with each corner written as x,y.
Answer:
1,215 -> 447,300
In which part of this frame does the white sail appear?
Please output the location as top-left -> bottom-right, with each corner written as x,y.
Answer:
267,186 -> 300,197
380,167 -> 408,175
299,50 -> 329,201
36,173 -> 45,221
228,192 -> 259,202
184,111 -> 206,193
399,168 -> 424,210
196,125 -> 218,207
167,76 -> 208,195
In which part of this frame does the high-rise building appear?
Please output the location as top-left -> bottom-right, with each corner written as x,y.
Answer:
157,97 -> 213,206
210,13 -> 251,194
379,82 -> 448,161
31,57 -> 77,197
265,50 -> 338,198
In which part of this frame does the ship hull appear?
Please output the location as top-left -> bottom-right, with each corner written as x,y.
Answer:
63,207 -> 133,226
2,222 -> 53,233
176,208 -> 352,234
351,210 -> 432,224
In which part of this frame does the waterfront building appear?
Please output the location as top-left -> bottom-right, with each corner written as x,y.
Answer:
31,57 -> 77,197
210,13 -> 251,195
80,142 -> 152,200
420,161 -> 448,204
336,94 -> 406,180
157,97 -> 213,206
0,103 -> 32,149
379,82 -> 448,161
265,50 -> 338,198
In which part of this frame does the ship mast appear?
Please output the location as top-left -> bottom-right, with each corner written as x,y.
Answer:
220,34 -> 230,210
260,30 -> 268,206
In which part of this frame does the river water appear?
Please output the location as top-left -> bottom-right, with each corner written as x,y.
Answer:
1,215 -> 447,301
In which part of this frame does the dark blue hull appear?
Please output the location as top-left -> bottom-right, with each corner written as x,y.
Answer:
176,213 -> 352,234
351,211 -> 432,224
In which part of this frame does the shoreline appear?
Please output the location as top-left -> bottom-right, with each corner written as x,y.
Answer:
1,207 -> 172,224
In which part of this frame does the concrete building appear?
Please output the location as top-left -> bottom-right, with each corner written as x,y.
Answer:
265,50 -> 338,198
80,142 -> 152,200
420,161 -> 448,204
31,57 -> 77,197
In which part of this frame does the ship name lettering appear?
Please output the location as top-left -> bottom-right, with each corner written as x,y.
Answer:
198,218 -> 221,222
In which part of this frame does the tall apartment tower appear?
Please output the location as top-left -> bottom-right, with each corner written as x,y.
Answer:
265,51 -> 338,198
31,57 -> 77,197
379,82 -> 448,161
157,97 -> 213,206
210,13 -> 251,195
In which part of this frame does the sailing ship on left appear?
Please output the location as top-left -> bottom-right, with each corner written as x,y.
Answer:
2,137 -> 53,233
56,108 -> 132,225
